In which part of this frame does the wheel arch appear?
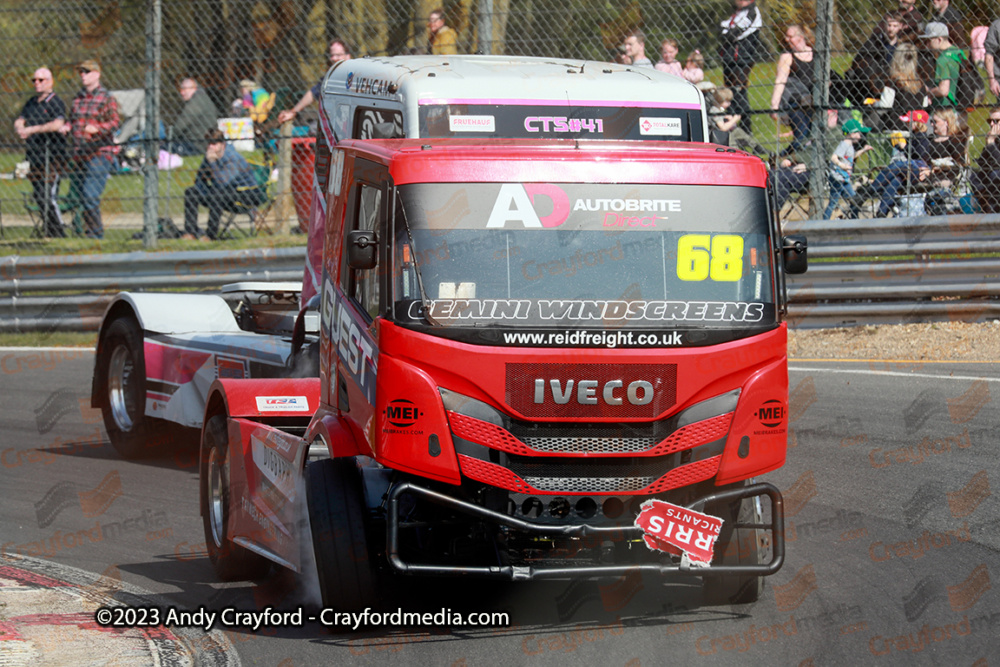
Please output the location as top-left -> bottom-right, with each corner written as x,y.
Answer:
199,377 -> 320,513
91,298 -> 141,409
92,292 -> 239,409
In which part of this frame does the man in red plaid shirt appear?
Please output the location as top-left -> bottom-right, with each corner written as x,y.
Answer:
67,59 -> 119,238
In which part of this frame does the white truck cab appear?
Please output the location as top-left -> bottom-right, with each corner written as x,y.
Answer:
318,55 -> 709,143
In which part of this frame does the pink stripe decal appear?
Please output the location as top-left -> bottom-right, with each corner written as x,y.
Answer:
418,97 -> 702,110
144,341 -> 212,386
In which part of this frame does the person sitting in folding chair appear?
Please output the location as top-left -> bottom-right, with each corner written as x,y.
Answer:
183,129 -> 261,240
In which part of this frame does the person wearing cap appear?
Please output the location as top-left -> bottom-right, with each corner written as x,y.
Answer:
824,118 -> 873,219
850,109 -> 932,217
14,67 -> 68,238
277,39 -> 352,126
920,22 -> 962,108
929,0 -> 966,49
182,128 -> 260,240
66,59 -> 120,239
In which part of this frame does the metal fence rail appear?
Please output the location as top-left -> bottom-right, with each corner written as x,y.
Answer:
2,214 -> 999,333
785,213 -> 1000,328
3,0 -> 1000,247
0,247 -> 305,333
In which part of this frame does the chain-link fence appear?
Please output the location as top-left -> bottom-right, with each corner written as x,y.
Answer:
1,0 -> 999,254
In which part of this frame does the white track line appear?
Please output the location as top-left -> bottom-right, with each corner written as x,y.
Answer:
790,365 -> 1000,383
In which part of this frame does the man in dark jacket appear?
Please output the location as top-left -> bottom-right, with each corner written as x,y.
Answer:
719,0 -> 763,132
172,78 -> 219,156
896,0 -> 924,42
842,13 -> 904,109
14,67 -> 67,238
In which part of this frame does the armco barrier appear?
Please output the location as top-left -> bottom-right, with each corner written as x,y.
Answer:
2,214 -> 999,332
783,213 -> 1000,328
0,247 -> 306,333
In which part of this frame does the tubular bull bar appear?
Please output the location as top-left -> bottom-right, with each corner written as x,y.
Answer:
386,481 -> 785,580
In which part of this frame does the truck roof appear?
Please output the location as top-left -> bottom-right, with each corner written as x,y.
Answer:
339,138 -> 767,188
323,56 -> 702,109
321,55 -> 703,110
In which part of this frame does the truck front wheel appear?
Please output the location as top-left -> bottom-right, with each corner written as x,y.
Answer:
703,482 -> 767,605
201,414 -> 271,581
99,317 -> 156,459
305,458 -> 378,610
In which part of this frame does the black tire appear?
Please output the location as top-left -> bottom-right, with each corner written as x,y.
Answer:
305,458 -> 378,610
703,481 -> 767,605
98,317 -> 157,459
200,414 -> 271,581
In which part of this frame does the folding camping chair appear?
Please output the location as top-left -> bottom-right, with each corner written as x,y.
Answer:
217,159 -> 276,238
21,177 -> 84,238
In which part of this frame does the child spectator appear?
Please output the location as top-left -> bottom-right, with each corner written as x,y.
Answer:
240,79 -> 273,124
709,87 -> 740,135
709,87 -> 768,154
825,119 -> 874,219
682,50 -> 706,84
656,39 -> 683,76
850,109 -> 931,218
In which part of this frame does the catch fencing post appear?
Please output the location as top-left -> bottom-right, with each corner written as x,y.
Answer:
808,0 -> 835,219
142,0 -> 163,249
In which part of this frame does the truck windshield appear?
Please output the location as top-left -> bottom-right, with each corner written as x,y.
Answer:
394,183 -> 775,344
418,105 -> 704,142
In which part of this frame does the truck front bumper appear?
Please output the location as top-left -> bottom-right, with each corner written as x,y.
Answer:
386,481 -> 784,580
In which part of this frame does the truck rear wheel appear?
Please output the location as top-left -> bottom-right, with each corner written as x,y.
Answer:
305,458 -> 378,610
703,482 -> 767,605
201,414 -> 271,581
99,317 -> 156,459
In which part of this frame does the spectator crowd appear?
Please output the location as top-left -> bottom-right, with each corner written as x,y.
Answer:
613,0 -> 1000,220
13,3 -> 1000,236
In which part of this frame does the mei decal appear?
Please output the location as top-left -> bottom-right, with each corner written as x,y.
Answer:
383,399 -> 425,435
755,399 -> 788,435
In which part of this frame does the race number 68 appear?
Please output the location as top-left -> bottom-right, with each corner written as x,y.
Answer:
676,234 -> 744,282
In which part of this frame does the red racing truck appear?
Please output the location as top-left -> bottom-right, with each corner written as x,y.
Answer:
198,137 -> 807,607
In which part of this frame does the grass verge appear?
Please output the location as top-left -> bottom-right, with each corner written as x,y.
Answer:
0,332 -> 98,348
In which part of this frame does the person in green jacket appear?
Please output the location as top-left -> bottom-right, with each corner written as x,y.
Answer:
172,78 -> 219,156
920,22 -> 962,107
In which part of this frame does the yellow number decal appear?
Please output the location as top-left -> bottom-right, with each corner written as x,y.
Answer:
676,234 -> 711,281
709,235 -> 744,281
676,234 -> 744,282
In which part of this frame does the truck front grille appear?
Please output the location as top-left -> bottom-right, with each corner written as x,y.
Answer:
457,454 -> 722,495
448,411 -> 731,458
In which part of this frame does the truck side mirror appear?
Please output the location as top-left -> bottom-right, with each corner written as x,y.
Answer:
347,230 -> 378,270
782,235 -> 807,274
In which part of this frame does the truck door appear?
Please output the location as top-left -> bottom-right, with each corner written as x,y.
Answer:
335,158 -> 388,452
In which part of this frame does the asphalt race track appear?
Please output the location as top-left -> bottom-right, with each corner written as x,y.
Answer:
0,348 -> 997,664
